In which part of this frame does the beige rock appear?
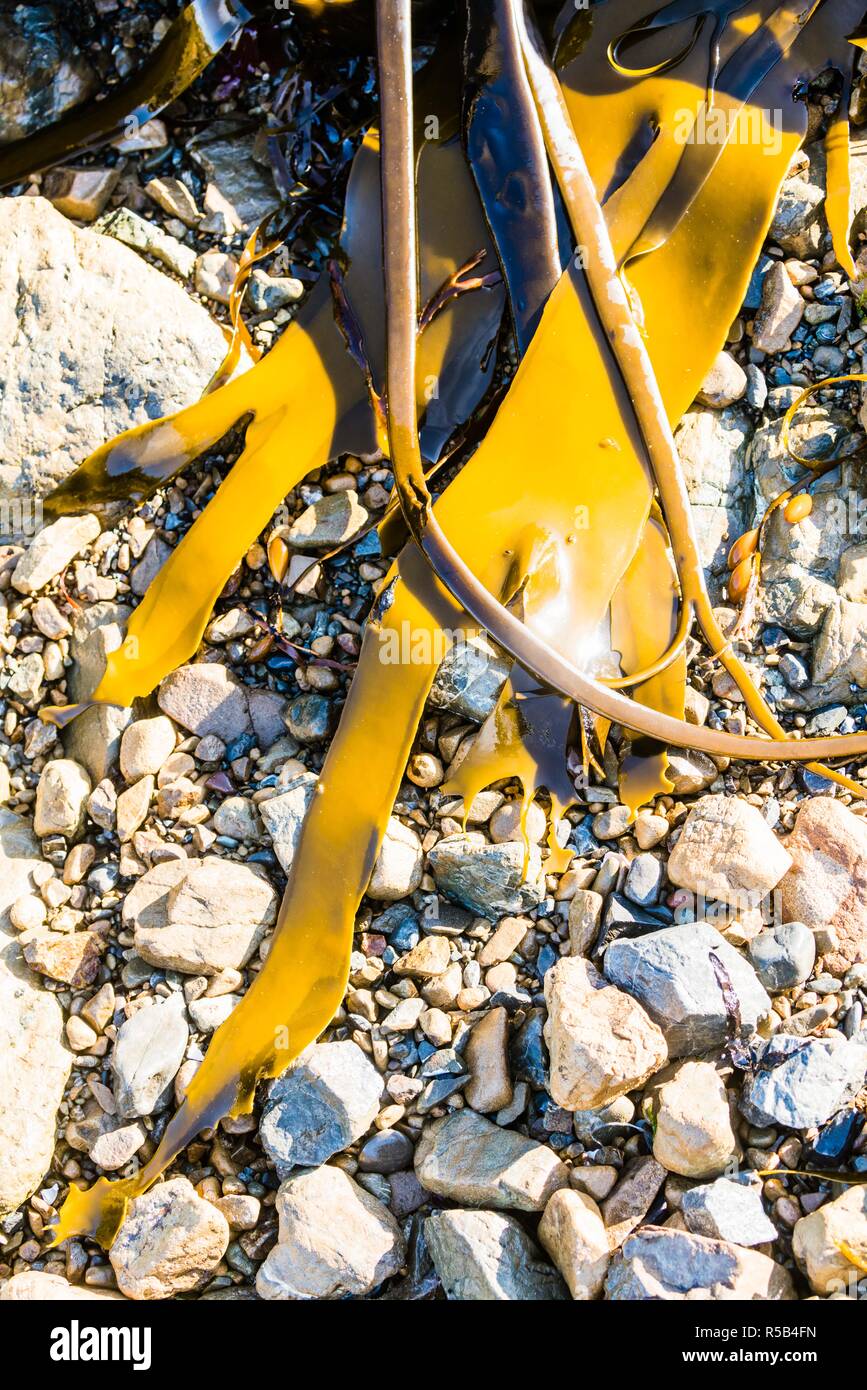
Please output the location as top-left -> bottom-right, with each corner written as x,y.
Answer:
393,934 -> 451,978
538,1189 -> 610,1299
415,1110 -> 568,1211
464,1006 -> 512,1113
367,817 -> 423,900
478,915 -> 530,966
792,1187 -> 867,1295
839,542 -> 867,602
120,716 -> 176,781
569,1165 -> 619,1202
116,776 -> 154,843
697,350 -> 747,408
34,758 -> 92,839
780,797 -> 867,975
667,794 -> 791,908
12,516 -> 100,595
0,1272 -> 125,1301
489,799 -> 546,844
652,1060 -> 738,1179
634,812 -> 669,850
567,889 -> 603,956
23,930 -> 104,987
44,166 -> 120,221
123,857 -> 278,975
287,491 -> 369,550
753,260 -> 805,353
145,176 -> 201,227
543,957 -> 668,1110
110,1177 -> 229,1299
422,961 -> 462,1008
256,1165 -> 405,1300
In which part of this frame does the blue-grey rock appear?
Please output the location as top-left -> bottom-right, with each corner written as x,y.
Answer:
260,1041 -> 383,1173
285,693 -> 332,743
681,1175 -> 777,1247
739,1034 -> 867,1130
358,1129 -> 414,1174
510,1009 -> 548,1089
605,1226 -> 795,1300
603,922 -> 770,1057
425,1209 -> 568,1300
748,921 -> 816,993
428,834 -> 544,916
428,636 -> 510,723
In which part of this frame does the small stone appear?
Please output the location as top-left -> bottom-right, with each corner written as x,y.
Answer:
604,922 -> 771,1057
87,778 -> 117,831
0,1272 -> 123,1301
287,492 -> 369,549
544,956 -> 668,1109
358,1129 -> 414,1174
624,853 -> 662,907
652,1060 -> 739,1179
213,1194 -> 260,1231
464,1007 -> 512,1113
381,997 -> 426,1031
367,817 -> 423,901
256,1165 -> 405,1300
12,515 -> 100,594
753,260 -> 805,353
116,775 -> 153,843
158,663 -> 251,742
45,166 -> 120,221
34,758 -> 91,839
665,750 -> 717,795
285,692 -> 332,743
112,994 -> 188,1118
428,635 -> 510,723
570,1165 -> 619,1202
393,934 -> 450,977
187,994 -> 240,1032
80,982 -> 115,1033
9,894 -> 46,932
247,268 -> 303,312
65,1015 -> 97,1052
428,833 -> 544,916
99,206 -> 196,278
90,1121 -> 148,1172
592,805 -> 631,839
110,1176 -> 229,1300
426,1208 -> 568,1301
697,350 -> 747,408
212,796 -> 260,842
605,1227 -> 794,1300
260,1041 -> 383,1173
681,1176 -> 777,1247
478,915 -> 530,965
600,1155 -> 667,1249
740,1034 -> 867,1130
195,248 -> 238,304
419,1007 -> 452,1046
23,930 -> 104,987
634,812 -> 669,850
667,794 -> 791,908
792,1187 -> 867,1295
489,800 -> 546,844
415,1110 -> 568,1211
145,176 -> 201,227
120,717 -> 176,781
568,890 -> 603,956
748,921 -> 816,992
259,771 -> 318,873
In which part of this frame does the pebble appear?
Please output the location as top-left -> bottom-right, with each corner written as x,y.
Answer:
256,1165 -> 405,1300
634,812 -> 669,849
0,1272 -> 123,1301
652,1060 -> 739,1178
567,889 -> 603,956
110,1177 -> 230,1300
12,514 -> 100,594
624,852 -> 663,906
358,1129 -> 414,1174
285,693 -> 332,742
286,491 -> 369,549
489,799 -> 546,843
414,1110 -> 568,1211
120,716 -> 176,781
681,1175 -> 777,1247
600,1155 -> 667,1248
258,771 -> 317,873
697,350 -> 747,407
463,1006 -> 512,1113
393,933 -> 450,977
157,663 -> 251,742
112,994 -> 189,1118
34,759 -> 91,839
753,260 -> 805,353
428,834 -> 544,916
748,921 -> 816,992
425,1208 -> 567,1301
478,915 -> 530,965
604,922 -> 770,1056
23,931 -> 104,987
259,1041 -> 383,1173
543,956 -> 668,1109
667,794 -> 792,908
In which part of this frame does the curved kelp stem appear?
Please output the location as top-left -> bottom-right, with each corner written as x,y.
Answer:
50,548 -> 463,1247
0,0 -> 254,188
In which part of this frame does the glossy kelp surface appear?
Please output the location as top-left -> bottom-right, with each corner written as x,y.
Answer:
50,0 -> 867,1245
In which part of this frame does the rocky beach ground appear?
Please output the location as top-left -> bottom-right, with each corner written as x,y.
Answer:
0,2 -> 866,1303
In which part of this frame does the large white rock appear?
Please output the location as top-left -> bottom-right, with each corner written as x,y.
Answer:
0,197 -> 229,515
667,794 -> 791,908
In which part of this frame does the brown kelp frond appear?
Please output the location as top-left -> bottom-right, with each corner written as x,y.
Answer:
0,0 -> 254,188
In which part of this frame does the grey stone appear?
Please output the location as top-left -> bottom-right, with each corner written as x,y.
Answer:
287,492 -> 369,549
256,1165 -> 405,1301
605,1227 -> 795,1300
429,635 -> 511,723
0,5 -> 96,141
428,833 -> 544,916
753,261 -> 804,352
190,133 -> 279,230
697,351 -> 747,408
748,921 -> 816,992
12,514 -> 100,593
414,1109 -> 568,1211
603,923 -> 771,1057
425,1209 -> 568,1301
112,993 -> 189,1118
285,692 -> 332,743
624,853 -> 663,907
768,172 -> 824,255
739,1034 -> 867,1130
63,601 -> 134,781
674,406 -> 751,598
158,663 -> 251,742
0,199 -> 226,511
681,1176 -> 777,1247
259,1041 -> 383,1174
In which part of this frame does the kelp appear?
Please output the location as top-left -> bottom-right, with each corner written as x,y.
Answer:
46,1 -> 867,1246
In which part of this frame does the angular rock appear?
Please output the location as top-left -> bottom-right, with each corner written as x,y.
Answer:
697,351 -> 747,408
652,1060 -> 739,1179
256,1165 -> 405,1300
23,930 -> 104,987
34,758 -> 91,839
543,957 -> 668,1109
464,1006 -> 512,1113
123,857 -> 278,975
428,833 -> 544,916
415,1109 -> 568,1211
63,601 -> 133,782
259,1041 -> 383,1174
681,1176 -> 777,1247
538,1189 -> 610,1298
0,5 -> 96,141
158,663 -> 251,742
739,1034 -> 867,1130
792,1187 -> 867,1295
667,794 -> 791,909
112,994 -> 189,1118
605,1227 -> 795,1300
748,921 -> 816,992
426,1208 -> 568,1301
675,405 -> 751,597
753,261 -> 805,352
367,817 -> 423,901
600,1155 -> 667,1249
779,797 -> 867,976
12,515 -> 100,593
287,491 -> 369,549
0,199 -> 227,507
429,635 -> 511,723
604,922 -> 771,1056
109,1176 -> 229,1300
258,772 -> 317,874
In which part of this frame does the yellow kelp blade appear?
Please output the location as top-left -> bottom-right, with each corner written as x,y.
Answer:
611,512 -> 687,815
